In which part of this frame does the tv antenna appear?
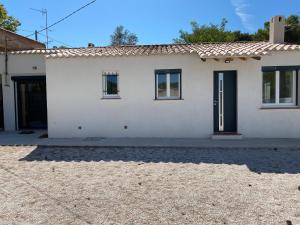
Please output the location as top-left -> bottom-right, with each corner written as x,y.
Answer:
30,8 -> 49,48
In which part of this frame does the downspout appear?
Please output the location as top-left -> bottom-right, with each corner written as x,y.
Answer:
4,37 -> 9,87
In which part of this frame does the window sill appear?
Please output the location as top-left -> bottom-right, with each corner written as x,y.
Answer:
154,98 -> 184,101
101,96 -> 121,100
260,105 -> 300,110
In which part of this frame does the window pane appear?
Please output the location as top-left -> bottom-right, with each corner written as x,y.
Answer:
280,70 -> 294,103
157,74 -> 167,97
170,73 -> 179,97
106,75 -> 118,95
263,71 -> 276,104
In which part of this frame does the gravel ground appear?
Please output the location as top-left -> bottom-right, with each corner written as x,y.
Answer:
0,146 -> 299,225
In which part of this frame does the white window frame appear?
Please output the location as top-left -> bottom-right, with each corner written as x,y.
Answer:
156,72 -> 181,100
102,73 -> 119,98
262,70 -> 297,107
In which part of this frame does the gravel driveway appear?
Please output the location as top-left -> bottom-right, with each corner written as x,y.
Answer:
0,146 -> 299,225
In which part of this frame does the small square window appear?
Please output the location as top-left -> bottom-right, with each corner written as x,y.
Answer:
155,70 -> 181,100
102,73 -> 119,98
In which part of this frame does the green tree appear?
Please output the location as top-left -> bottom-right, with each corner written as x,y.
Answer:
174,19 -> 236,43
0,3 -> 21,32
174,15 -> 300,44
232,31 -> 253,42
110,25 -> 138,46
252,22 -> 269,41
285,15 -> 300,44
252,15 -> 300,43
53,45 -> 68,49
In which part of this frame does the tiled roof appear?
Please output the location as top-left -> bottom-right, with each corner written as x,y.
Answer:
5,42 -> 300,59
0,27 -> 46,51
7,49 -> 59,55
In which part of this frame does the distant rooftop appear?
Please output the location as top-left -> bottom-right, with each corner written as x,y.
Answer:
0,28 -> 45,51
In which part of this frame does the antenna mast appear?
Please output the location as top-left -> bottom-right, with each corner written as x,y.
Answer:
30,8 -> 49,48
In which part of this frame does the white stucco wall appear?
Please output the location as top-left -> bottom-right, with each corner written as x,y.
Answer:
0,54 -> 46,130
46,54 -> 212,138
46,51 -> 300,138
238,51 -> 300,138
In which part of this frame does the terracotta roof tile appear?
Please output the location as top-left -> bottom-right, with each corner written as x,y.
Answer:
4,42 -> 300,59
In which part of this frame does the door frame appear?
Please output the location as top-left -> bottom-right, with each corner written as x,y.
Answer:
213,70 -> 238,133
0,74 -> 4,129
11,75 -> 47,130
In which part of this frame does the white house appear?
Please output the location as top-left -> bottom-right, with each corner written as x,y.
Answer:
1,16 -> 300,138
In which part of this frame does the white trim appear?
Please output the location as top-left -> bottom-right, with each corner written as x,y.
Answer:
218,73 -> 224,132
166,74 -> 170,97
275,71 -> 280,104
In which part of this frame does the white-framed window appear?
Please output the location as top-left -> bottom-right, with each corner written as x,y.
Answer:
262,70 -> 297,106
155,69 -> 181,100
102,73 -> 119,98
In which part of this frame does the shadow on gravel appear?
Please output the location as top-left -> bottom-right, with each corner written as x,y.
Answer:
20,146 -> 300,174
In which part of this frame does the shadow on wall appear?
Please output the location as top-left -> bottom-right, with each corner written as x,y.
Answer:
20,146 -> 300,174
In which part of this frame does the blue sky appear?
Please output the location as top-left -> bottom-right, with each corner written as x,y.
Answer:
2,0 -> 300,47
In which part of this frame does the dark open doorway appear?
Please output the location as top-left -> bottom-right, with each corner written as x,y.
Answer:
0,74 -> 4,129
13,76 -> 47,130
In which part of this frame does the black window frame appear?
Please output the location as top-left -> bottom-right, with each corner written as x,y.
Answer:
102,73 -> 120,98
261,66 -> 299,106
154,69 -> 182,100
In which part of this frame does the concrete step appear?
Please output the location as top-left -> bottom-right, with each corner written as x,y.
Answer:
211,133 -> 243,140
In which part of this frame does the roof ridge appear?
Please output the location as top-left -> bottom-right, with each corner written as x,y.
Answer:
4,41 -> 277,52
35,41 -> 268,51
6,41 -> 300,53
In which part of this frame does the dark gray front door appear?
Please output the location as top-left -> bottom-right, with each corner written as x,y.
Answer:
213,71 -> 237,133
